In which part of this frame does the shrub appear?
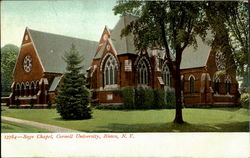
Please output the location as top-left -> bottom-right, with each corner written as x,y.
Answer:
165,90 -> 176,109
240,93 -> 249,109
121,87 -> 135,109
95,104 -> 124,110
29,98 -> 35,109
144,88 -> 154,109
47,101 -> 52,109
110,86 -> 177,110
120,87 -> 176,110
133,87 -> 154,109
134,87 -> 145,109
153,89 -> 165,109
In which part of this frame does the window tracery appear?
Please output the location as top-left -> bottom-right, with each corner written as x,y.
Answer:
137,58 -> 149,85
215,51 -> 226,71
103,55 -> 118,86
213,74 -> 220,94
225,75 -> 231,94
162,64 -> 171,87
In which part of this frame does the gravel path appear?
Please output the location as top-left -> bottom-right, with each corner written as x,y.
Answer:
2,116 -> 79,133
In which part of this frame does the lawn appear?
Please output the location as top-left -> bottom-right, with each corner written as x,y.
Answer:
1,106 -> 249,132
1,120 -> 50,133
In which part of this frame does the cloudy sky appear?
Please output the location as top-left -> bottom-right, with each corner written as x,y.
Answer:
1,0 -> 120,47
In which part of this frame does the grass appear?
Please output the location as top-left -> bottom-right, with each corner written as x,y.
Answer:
1,106 -> 249,132
1,120 -> 50,133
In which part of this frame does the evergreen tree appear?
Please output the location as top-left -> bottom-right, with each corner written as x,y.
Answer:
56,44 -> 92,120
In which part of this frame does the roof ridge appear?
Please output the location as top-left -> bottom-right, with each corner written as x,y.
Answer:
107,38 -> 118,55
124,16 -> 129,53
105,25 -> 111,35
28,28 -> 98,43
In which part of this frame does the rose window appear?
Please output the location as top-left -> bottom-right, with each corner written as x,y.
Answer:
23,56 -> 32,72
215,51 -> 226,71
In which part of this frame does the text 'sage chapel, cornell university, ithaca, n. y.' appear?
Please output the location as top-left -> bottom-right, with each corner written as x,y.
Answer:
9,15 -> 239,107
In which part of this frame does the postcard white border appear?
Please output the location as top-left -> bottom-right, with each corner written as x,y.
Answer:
1,132 -> 249,157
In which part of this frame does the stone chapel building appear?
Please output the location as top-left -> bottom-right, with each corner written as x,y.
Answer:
8,15 -> 239,107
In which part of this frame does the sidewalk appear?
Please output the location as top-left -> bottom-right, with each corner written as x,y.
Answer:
1,116 -> 79,133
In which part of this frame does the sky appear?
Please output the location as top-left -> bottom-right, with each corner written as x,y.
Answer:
1,0 -> 120,47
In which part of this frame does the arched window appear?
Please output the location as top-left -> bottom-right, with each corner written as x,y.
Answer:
162,64 -> 171,87
16,83 -> 20,97
35,80 -> 39,94
103,55 -> 118,86
214,80 -> 220,94
225,80 -> 230,94
189,75 -> 195,93
26,82 -> 29,96
137,59 -> 149,85
21,82 -> 25,96
213,74 -> 220,94
225,75 -> 231,94
31,82 -> 35,96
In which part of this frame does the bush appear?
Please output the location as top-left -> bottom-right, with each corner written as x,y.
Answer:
103,86 -> 177,110
95,104 -> 124,110
165,90 -> 176,109
134,88 -> 145,109
240,93 -> 249,109
29,98 -> 35,109
134,87 -> 153,109
153,89 -> 166,109
47,101 -> 52,109
144,88 -> 154,109
120,87 -> 176,110
121,87 -> 135,109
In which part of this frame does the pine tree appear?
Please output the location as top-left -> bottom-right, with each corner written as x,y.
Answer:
56,44 -> 92,120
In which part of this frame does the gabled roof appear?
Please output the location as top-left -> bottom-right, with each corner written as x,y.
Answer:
94,38 -> 119,59
94,25 -> 111,57
28,28 -> 98,73
27,14 -> 213,73
110,15 -> 138,55
109,15 -> 212,70
180,35 -> 211,69
94,40 -> 107,59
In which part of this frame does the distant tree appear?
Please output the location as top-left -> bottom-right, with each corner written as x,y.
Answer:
56,44 -> 92,120
1,44 -> 19,96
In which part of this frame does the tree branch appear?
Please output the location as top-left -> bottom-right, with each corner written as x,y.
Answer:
180,18 -> 192,52
159,20 -> 174,73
